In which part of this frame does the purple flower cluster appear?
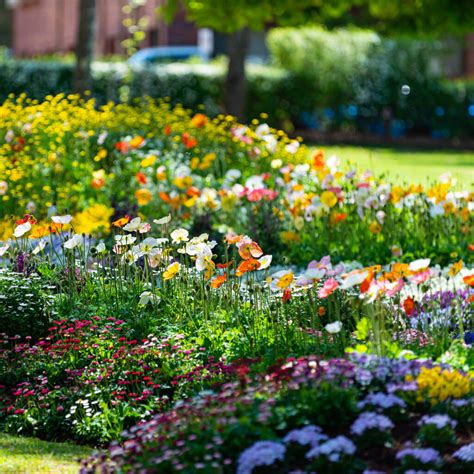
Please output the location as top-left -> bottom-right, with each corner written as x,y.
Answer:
358,392 -> 406,411
237,441 -> 286,474
283,425 -> 328,447
453,442 -> 474,463
351,412 -> 394,436
410,288 -> 473,333
396,447 -> 442,465
418,414 -> 456,429
306,436 -> 356,462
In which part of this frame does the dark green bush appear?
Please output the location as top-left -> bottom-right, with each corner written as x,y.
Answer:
0,51 -> 473,137
268,27 -> 474,137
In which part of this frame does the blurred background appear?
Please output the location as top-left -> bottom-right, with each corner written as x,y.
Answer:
0,0 -> 474,165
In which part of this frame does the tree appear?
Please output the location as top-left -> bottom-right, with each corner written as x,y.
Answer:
161,0 -> 474,119
73,0 -> 97,95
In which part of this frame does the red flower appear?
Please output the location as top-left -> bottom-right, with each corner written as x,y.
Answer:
403,296 -> 415,316
115,141 -> 130,153
16,214 -> 37,226
181,133 -> 197,149
282,288 -> 292,303
135,172 -> 147,185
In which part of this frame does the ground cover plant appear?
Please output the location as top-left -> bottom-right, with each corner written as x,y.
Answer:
0,95 -> 473,472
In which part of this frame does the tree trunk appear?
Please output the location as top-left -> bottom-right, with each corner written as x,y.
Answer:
224,28 -> 249,120
73,0 -> 96,95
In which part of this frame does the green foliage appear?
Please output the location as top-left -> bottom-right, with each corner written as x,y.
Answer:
160,0 -> 332,33
0,58 -> 473,138
267,27 -> 474,136
268,27 -> 381,106
161,0 -> 474,34
0,270 -> 52,340
438,339 -> 474,372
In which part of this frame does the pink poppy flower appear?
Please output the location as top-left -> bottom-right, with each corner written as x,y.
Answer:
318,278 -> 339,298
410,269 -> 431,285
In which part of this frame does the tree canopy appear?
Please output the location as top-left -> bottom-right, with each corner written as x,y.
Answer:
161,0 -> 474,35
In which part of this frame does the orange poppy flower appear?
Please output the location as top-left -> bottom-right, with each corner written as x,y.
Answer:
29,224 -> 56,239
164,124 -> 171,136
312,149 -> 325,170
237,238 -> 263,260
236,259 -> 261,276
191,113 -> 208,128
391,262 -> 412,279
135,188 -> 153,206
463,274 -> 474,287
129,136 -> 145,149
159,192 -> 171,203
225,233 -> 243,245
217,261 -> 233,269
186,186 -> 201,198
113,215 -> 130,227
211,273 -> 227,288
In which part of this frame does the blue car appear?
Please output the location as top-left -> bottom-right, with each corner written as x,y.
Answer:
127,46 -> 209,66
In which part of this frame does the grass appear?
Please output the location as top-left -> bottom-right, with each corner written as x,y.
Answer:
0,434 -> 92,473
318,145 -> 474,188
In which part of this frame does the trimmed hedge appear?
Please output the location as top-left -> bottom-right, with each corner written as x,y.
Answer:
0,56 -> 473,138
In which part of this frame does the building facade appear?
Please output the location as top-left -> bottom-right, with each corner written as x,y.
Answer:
7,0 -> 197,57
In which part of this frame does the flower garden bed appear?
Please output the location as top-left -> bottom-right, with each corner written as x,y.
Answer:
0,95 -> 472,472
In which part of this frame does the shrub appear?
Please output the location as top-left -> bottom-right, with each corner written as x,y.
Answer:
0,52 -> 473,137
0,269 -> 52,339
268,27 -> 474,137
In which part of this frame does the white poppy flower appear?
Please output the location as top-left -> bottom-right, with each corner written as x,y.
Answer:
114,234 -> 136,245
139,291 -> 161,306
304,268 -> 326,280
123,217 -> 143,232
409,258 -> 431,272
64,234 -> 83,249
32,240 -> 47,255
257,255 -> 272,270
340,271 -> 368,290
13,221 -> 32,238
0,244 -> 10,256
96,242 -> 107,254
52,215 -> 72,225
170,228 -> 189,244
325,321 -> 342,334
153,214 -> 171,225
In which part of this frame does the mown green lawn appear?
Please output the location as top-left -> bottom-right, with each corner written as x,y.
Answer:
0,434 -> 92,473
318,145 -> 474,189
